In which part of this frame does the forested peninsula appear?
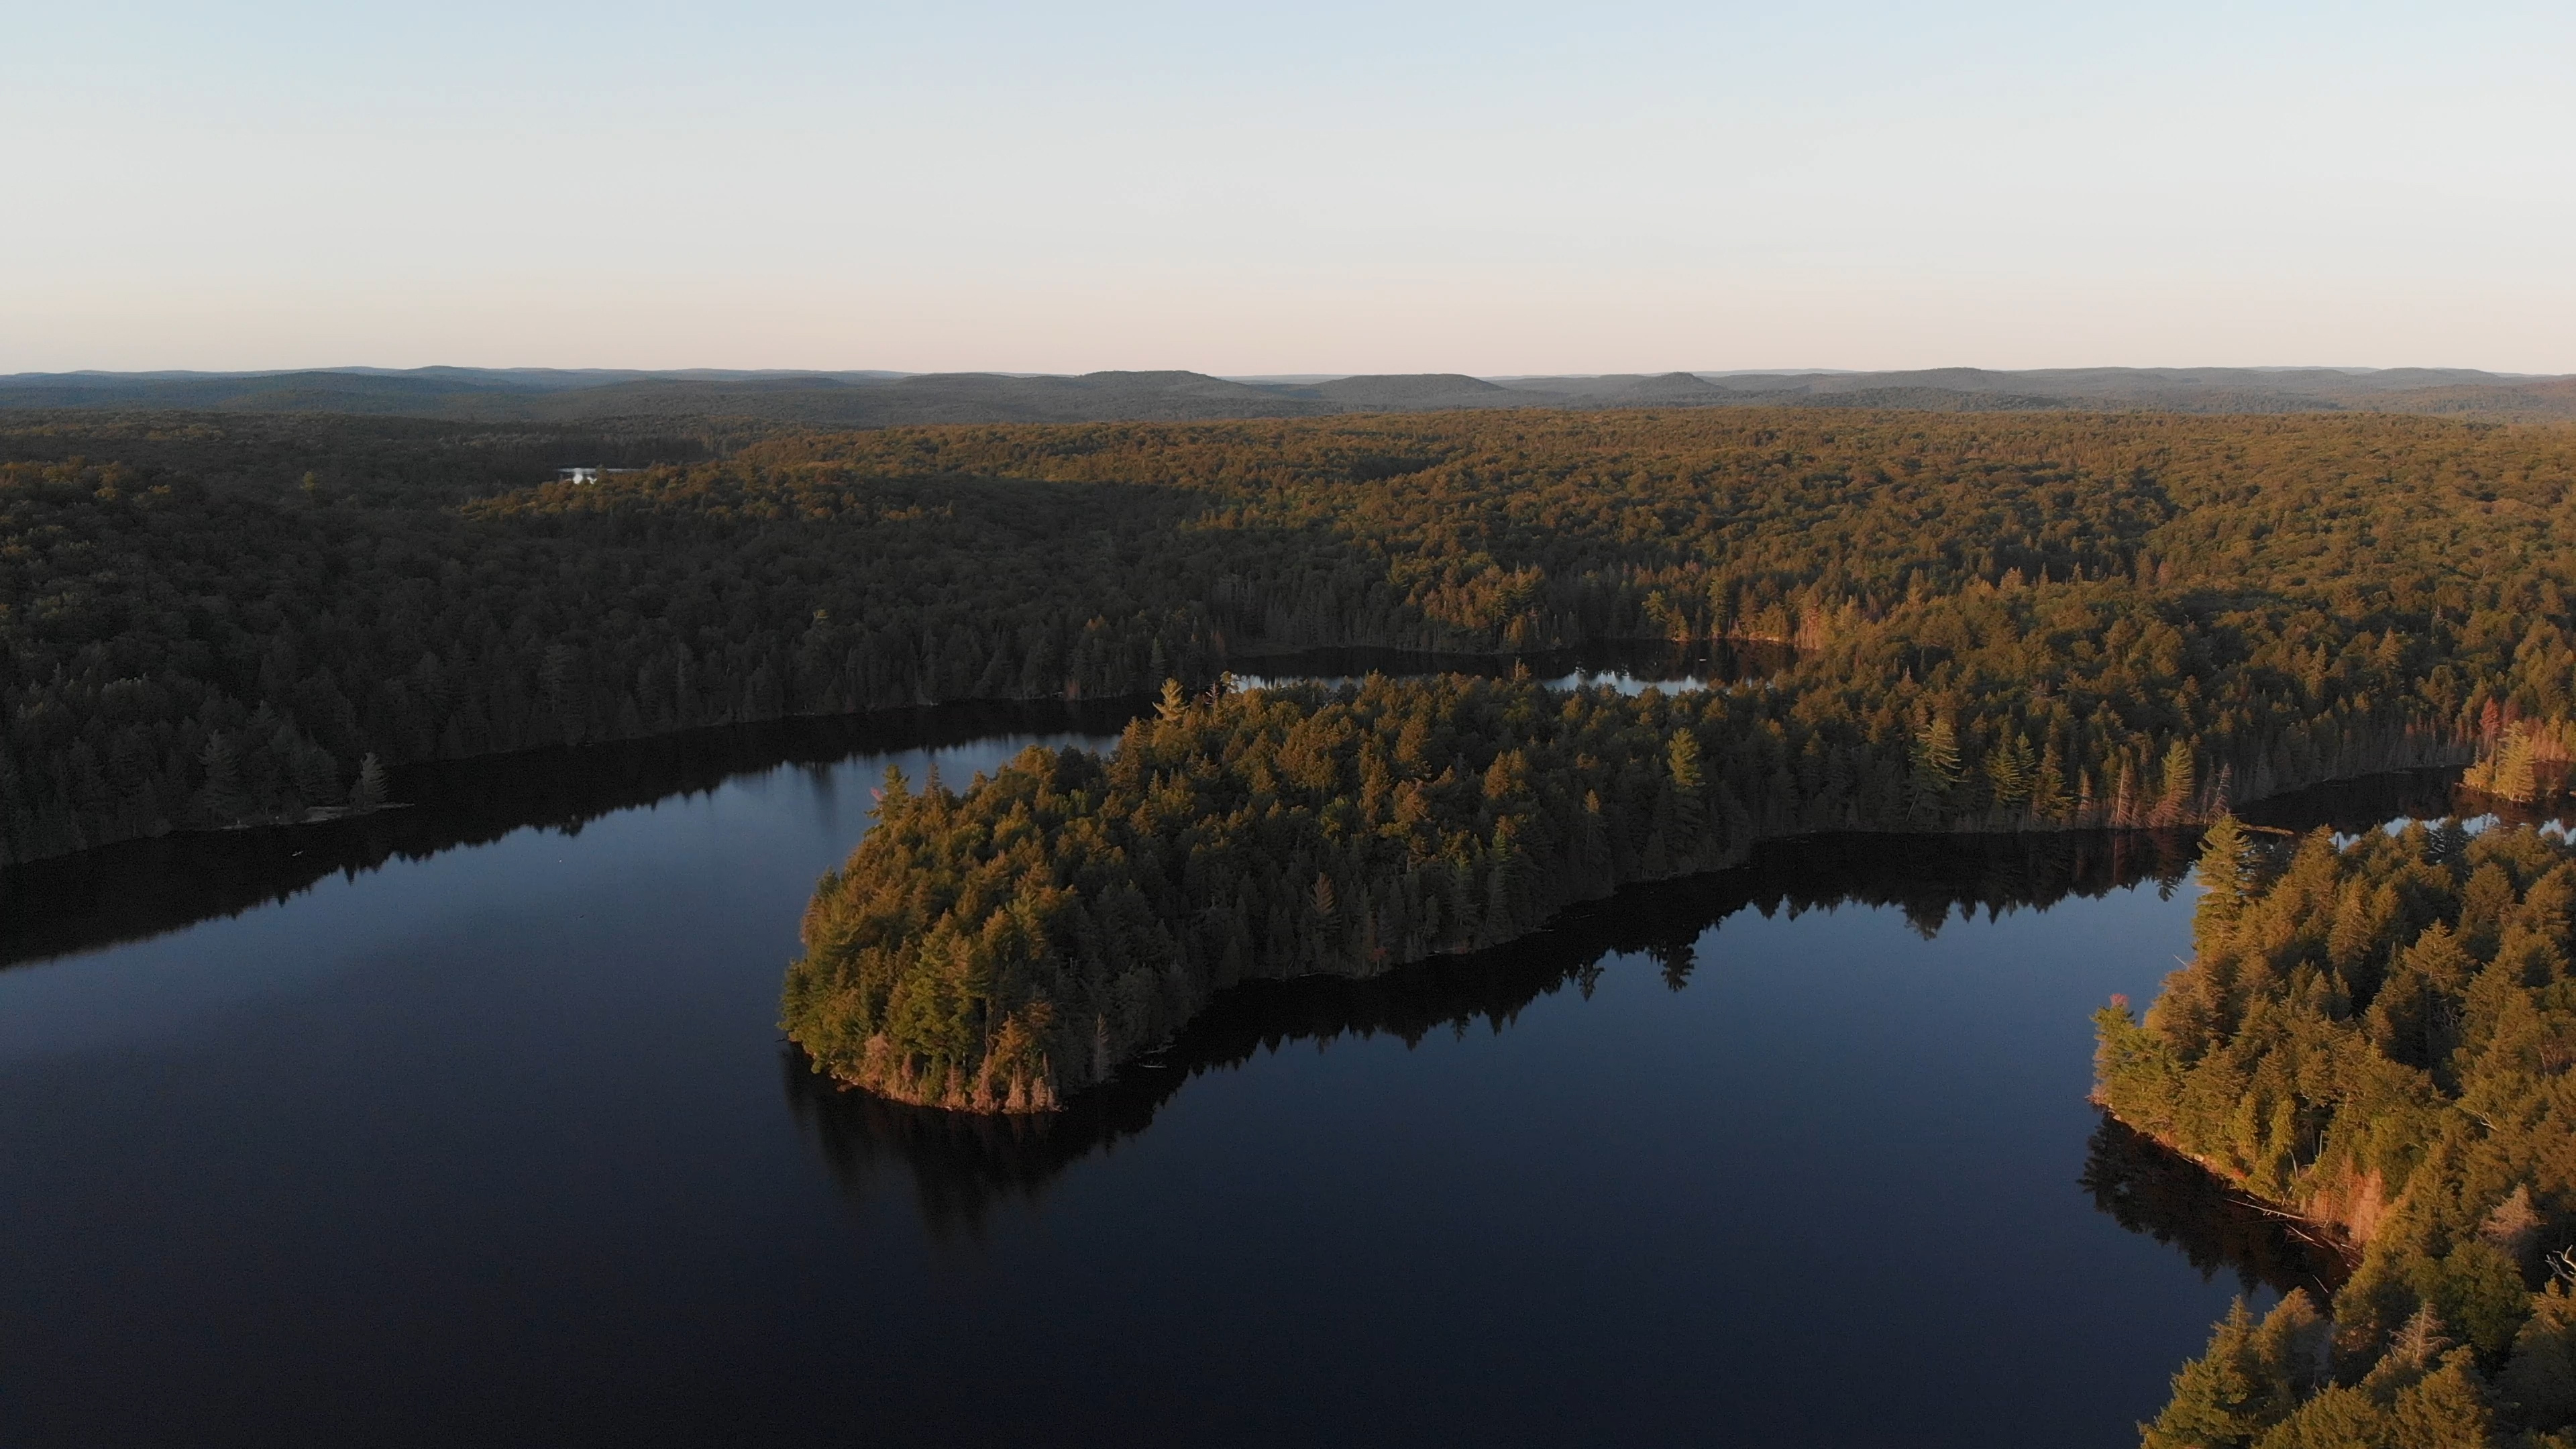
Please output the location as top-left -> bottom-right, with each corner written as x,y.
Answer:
786,671 -> 2237,1109
2098,818 -> 2576,1446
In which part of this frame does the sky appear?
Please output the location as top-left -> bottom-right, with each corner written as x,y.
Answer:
7,1 -> 2574,375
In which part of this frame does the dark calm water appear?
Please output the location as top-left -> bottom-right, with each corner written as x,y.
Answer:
3,663 -> 2419,1448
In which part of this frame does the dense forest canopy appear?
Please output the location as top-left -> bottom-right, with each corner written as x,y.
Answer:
2100,819 -> 2576,1447
8,406 -> 2576,867
785,667 -> 2246,1109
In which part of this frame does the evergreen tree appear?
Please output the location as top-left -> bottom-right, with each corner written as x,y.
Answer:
2493,727 -> 2540,804
290,743 -> 341,810
1668,729 -> 1705,794
2194,813 -> 2257,936
1985,734 -> 2035,814
1909,718 -> 1960,820
2155,738 -> 2198,826
2145,1300 -> 2271,1449
197,734 -> 252,826
2502,1285 -> 2576,1432
350,753 -> 387,813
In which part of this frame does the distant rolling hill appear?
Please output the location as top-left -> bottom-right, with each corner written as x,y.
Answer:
3,365 -> 2570,424
0,370 -> 532,415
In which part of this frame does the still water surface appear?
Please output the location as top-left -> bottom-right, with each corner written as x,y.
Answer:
1,657 -> 2397,1447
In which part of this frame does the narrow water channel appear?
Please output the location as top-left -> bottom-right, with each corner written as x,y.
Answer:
0,654 -> 2442,1448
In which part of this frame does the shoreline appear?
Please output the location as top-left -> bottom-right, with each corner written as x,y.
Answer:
2090,1099 -> 2369,1270
2,637 -> 1784,871
810,751 -> 2495,1116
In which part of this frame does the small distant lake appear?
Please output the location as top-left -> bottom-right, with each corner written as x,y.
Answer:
1230,638 -> 1792,694
0,653 -> 2459,1448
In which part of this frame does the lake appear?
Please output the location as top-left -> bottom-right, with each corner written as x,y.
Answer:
0,657 -> 2418,1448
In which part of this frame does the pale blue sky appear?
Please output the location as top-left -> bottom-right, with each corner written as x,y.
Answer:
7,1 -> 2572,373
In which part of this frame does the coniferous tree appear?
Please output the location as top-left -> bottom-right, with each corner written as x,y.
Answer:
1909,718 -> 1961,821
350,753 -> 387,813
2193,813 -> 2257,936
197,735 -> 252,826
2154,738 -> 2198,826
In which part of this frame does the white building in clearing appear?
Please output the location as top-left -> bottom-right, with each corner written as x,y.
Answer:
556,467 -> 641,486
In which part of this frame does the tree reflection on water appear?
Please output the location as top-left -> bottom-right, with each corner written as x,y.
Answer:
787,826 -> 2210,1235
790,768 -> 2517,1284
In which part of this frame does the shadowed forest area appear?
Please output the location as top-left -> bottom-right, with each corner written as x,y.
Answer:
12,405 -> 2576,870
0,698 -> 1139,969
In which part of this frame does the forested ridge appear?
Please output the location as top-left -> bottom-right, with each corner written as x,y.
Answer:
11,407 -> 2576,867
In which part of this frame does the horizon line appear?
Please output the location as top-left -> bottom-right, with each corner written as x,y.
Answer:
6,364 -> 2569,382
